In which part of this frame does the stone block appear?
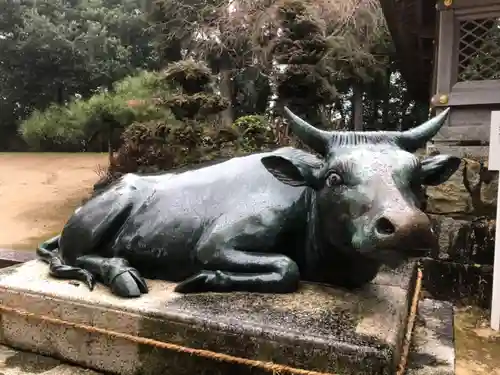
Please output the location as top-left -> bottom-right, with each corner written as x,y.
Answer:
425,157 -> 497,216
429,215 -> 494,265
0,260 -> 418,375
406,298 -> 455,375
0,249 -> 35,268
420,258 -> 492,309
0,345 -> 102,374
426,144 -> 489,161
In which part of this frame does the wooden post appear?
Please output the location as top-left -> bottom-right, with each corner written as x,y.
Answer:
435,9 -> 456,97
488,110 -> 500,331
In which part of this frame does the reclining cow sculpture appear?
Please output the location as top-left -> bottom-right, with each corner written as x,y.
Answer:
37,107 -> 460,298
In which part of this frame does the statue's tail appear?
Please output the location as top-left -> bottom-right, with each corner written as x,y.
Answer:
36,234 -> 95,290
36,235 -> 62,263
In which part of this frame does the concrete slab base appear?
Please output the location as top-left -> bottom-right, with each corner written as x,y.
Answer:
0,260 -> 418,375
0,345 -> 101,375
406,298 -> 455,375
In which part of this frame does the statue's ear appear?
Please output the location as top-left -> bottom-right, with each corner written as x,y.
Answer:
420,154 -> 461,186
261,155 -> 320,188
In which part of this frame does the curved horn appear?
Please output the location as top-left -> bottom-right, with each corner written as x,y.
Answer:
283,106 -> 331,156
395,108 -> 451,151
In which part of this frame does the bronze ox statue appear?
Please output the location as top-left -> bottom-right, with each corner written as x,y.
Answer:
37,107 -> 459,297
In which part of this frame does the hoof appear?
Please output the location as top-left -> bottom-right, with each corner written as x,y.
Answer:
82,270 -> 96,291
110,268 -> 148,298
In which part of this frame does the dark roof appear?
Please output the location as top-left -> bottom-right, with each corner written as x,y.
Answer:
379,0 -> 437,103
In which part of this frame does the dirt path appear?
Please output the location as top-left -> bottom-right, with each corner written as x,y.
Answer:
0,153 -> 108,250
455,306 -> 500,375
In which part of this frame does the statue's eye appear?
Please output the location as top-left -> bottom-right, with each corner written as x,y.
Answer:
325,172 -> 343,187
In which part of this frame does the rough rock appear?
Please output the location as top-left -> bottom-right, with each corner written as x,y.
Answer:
420,258 -> 493,308
429,215 -> 495,265
425,157 -> 497,216
406,299 -> 455,375
0,345 -> 101,374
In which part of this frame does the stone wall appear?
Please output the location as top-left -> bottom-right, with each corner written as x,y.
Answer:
422,148 -> 498,308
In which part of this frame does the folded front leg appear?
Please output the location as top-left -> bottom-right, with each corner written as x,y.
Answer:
76,256 -> 148,298
174,249 -> 300,294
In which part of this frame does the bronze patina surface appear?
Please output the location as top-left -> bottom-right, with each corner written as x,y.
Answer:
36,107 -> 459,297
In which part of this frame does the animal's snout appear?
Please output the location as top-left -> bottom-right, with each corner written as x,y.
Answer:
372,209 -> 436,252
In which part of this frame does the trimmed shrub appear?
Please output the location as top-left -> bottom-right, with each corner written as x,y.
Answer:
106,60 -> 231,179
98,60 -> 278,190
104,114 -> 278,184
233,115 -> 276,152
19,71 -> 172,151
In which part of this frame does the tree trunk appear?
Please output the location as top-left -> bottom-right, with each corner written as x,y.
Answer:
254,71 -> 271,115
319,108 -> 329,129
56,85 -> 64,105
383,67 -> 391,128
217,11 -> 234,128
370,91 -> 378,127
398,96 -> 412,131
334,98 -> 345,128
219,68 -> 234,127
107,123 -> 114,165
352,83 -> 363,131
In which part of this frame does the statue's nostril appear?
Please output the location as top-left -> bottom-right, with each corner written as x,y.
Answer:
375,217 -> 396,236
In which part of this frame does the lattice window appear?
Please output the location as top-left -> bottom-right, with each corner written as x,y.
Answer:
458,17 -> 500,82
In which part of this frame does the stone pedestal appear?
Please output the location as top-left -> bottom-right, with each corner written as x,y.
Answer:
406,299 -> 455,375
0,260 -> 418,375
0,345 -> 101,375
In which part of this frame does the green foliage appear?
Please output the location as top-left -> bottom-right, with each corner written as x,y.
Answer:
109,119 -> 194,174
105,61 -> 278,184
273,0 -> 329,65
165,93 -> 230,120
4,0 -> 429,154
107,59 -> 233,179
107,114 -> 278,181
108,119 -> 241,175
273,0 -> 335,128
160,60 -> 229,120
231,67 -> 271,119
276,64 -> 336,106
233,115 -> 276,152
324,2 -> 392,84
19,71 -> 172,150
162,60 -> 213,94
0,0 -> 160,147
